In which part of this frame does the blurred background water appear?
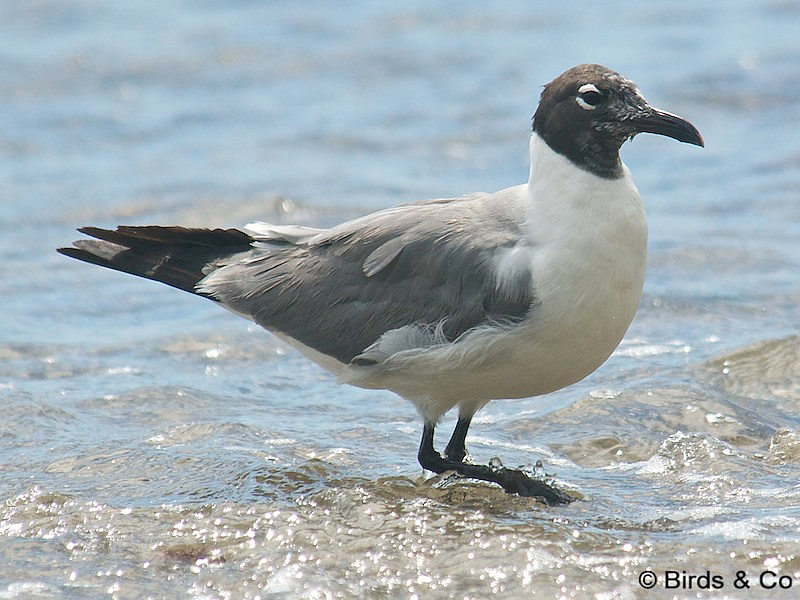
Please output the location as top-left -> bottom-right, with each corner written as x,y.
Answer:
2,1 -> 800,598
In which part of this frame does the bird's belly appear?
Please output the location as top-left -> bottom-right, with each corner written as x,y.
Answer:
345,267 -> 643,422
350,232 -> 645,421
479,231 -> 646,399
481,278 -> 641,398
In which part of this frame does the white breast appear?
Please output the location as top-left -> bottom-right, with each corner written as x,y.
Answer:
516,133 -> 648,389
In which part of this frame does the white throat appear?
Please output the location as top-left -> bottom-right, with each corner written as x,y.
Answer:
525,132 -> 645,239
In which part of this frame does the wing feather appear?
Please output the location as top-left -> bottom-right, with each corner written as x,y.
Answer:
199,190 -> 535,364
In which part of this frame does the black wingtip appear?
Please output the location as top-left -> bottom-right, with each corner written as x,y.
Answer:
57,224 -> 256,294
57,246 -> 88,260
77,226 -> 106,236
57,244 -> 117,270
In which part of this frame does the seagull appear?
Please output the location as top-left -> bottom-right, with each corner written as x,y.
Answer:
59,64 -> 703,505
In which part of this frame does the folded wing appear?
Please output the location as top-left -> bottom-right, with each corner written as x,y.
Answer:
59,192 -> 535,365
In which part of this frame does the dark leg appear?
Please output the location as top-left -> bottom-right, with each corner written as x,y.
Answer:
444,416 -> 472,463
417,423 -> 573,505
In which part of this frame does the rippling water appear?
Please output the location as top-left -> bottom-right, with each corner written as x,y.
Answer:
2,1 -> 800,598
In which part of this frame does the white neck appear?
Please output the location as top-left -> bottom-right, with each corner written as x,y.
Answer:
525,132 -> 643,230
528,131 -> 625,187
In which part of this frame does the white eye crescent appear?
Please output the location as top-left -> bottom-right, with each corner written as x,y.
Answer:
575,83 -> 603,111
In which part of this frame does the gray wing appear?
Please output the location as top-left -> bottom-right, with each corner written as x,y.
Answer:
198,191 -> 535,365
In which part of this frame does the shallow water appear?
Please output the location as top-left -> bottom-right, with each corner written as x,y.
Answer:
2,1 -> 800,598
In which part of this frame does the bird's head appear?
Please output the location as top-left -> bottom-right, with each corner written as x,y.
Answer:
533,64 -> 704,178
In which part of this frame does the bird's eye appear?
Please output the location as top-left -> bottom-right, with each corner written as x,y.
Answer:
581,91 -> 603,105
575,83 -> 606,111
